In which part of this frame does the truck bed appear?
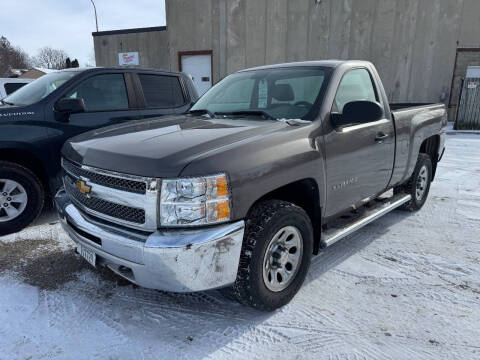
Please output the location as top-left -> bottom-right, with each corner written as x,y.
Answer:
389,103 -> 437,111
389,101 -> 447,188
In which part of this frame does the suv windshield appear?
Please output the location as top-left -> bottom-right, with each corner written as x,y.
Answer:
4,71 -> 78,106
191,67 -> 327,120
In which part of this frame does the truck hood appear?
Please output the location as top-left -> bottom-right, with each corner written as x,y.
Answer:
62,115 -> 287,177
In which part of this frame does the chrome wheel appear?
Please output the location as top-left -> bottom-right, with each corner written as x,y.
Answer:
263,226 -> 303,292
415,165 -> 429,201
0,179 -> 28,222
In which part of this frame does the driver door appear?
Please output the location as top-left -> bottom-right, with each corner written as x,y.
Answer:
324,68 -> 395,217
44,72 -> 140,192
46,72 -> 140,142
61,73 -> 138,132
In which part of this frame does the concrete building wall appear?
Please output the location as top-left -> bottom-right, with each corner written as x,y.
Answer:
93,27 -> 170,70
94,0 -> 480,112
166,0 -> 480,107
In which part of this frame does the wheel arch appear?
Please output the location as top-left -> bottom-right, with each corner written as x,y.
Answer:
0,147 -> 49,192
248,178 -> 322,255
419,135 -> 440,181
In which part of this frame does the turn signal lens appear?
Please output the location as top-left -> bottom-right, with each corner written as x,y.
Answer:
207,200 -> 230,223
216,176 -> 228,197
217,200 -> 230,219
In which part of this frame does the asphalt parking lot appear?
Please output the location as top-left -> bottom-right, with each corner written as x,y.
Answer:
0,134 -> 479,360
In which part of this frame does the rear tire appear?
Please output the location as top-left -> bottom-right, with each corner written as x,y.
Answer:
0,161 -> 44,236
395,153 -> 432,212
225,200 -> 313,311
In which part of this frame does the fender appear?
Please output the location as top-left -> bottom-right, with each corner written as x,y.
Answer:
0,141 -> 52,189
390,104 -> 446,186
180,123 -> 326,222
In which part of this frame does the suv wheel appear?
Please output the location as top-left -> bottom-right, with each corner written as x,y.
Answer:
396,153 -> 432,211
226,200 -> 313,311
0,161 -> 44,236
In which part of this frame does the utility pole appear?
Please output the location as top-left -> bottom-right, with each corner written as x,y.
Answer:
89,0 -> 99,32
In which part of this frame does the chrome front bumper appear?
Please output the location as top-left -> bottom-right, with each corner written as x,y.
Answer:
55,189 -> 245,292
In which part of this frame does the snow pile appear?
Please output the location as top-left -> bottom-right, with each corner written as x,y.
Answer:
0,135 -> 479,359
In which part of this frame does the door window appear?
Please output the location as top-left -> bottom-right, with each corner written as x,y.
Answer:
138,74 -> 185,108
67,74 -> 129,112
335,69 -> 377,112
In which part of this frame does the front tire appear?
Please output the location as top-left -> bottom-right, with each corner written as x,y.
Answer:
396,153 -> 432,211
0,161 -> 44,236
227,200 -> 313,311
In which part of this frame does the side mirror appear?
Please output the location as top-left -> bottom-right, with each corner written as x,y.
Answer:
331,101 -> 384,128
55,98 -> 86,114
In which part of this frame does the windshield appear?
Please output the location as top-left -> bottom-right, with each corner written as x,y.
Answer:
3,71 -> 78,106
191,67 -> 327,120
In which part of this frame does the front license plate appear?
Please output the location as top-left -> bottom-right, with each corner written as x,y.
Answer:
78,245 -> 96,267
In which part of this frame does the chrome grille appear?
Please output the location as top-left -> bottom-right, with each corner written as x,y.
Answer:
62,159 -> 146,194
61,159 -> 159,231
64,175 -> 145,224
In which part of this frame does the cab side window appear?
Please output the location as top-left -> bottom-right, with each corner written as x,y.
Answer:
335,69 -> 377,112
67,74 -> 129,112
138,74 -> 185,108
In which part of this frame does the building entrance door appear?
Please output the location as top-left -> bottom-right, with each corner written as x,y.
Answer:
179,51 -> 213,96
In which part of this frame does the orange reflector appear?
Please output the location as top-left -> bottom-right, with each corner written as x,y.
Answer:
216,200 -> 230,220
216,176 -> 228,197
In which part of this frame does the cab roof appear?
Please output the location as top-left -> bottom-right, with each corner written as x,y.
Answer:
56,67 -> 182,76
239,60 -> 372,72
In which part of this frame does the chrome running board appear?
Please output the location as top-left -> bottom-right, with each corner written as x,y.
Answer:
321,193 -> 412,247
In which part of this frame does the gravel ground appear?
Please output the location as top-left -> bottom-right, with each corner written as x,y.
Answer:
0,134 -> 479,360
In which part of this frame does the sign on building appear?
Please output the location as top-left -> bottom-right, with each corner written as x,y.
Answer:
467,82 -> 477,89
118,52 -> 139,66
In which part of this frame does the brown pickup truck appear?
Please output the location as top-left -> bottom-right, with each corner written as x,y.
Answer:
56,60 -> 447,311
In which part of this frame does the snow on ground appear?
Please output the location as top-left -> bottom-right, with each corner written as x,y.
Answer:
1,134 -> 479,360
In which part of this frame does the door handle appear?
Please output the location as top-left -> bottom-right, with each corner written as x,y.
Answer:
375,133 -> 389,143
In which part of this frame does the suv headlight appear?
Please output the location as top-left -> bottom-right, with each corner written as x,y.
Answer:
159,174 -> 230,227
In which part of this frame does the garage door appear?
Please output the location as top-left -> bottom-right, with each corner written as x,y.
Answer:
180,52 -> 212,96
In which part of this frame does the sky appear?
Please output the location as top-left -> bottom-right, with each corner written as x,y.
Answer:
0,0 -> 166,67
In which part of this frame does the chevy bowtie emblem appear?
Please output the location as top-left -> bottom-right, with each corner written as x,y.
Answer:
76,180 -> 91,195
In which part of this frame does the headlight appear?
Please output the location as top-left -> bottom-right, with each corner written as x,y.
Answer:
160,174 -> 230,227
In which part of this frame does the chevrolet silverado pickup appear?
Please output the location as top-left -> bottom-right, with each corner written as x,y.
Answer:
56,60 -> 447,311
0,67 -> 198,235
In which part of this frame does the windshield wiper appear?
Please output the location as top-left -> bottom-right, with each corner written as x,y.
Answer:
277,118 -> 311,126
188,109 -> 216,118
0,99 -> 14,105
215,110 -> 276,120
